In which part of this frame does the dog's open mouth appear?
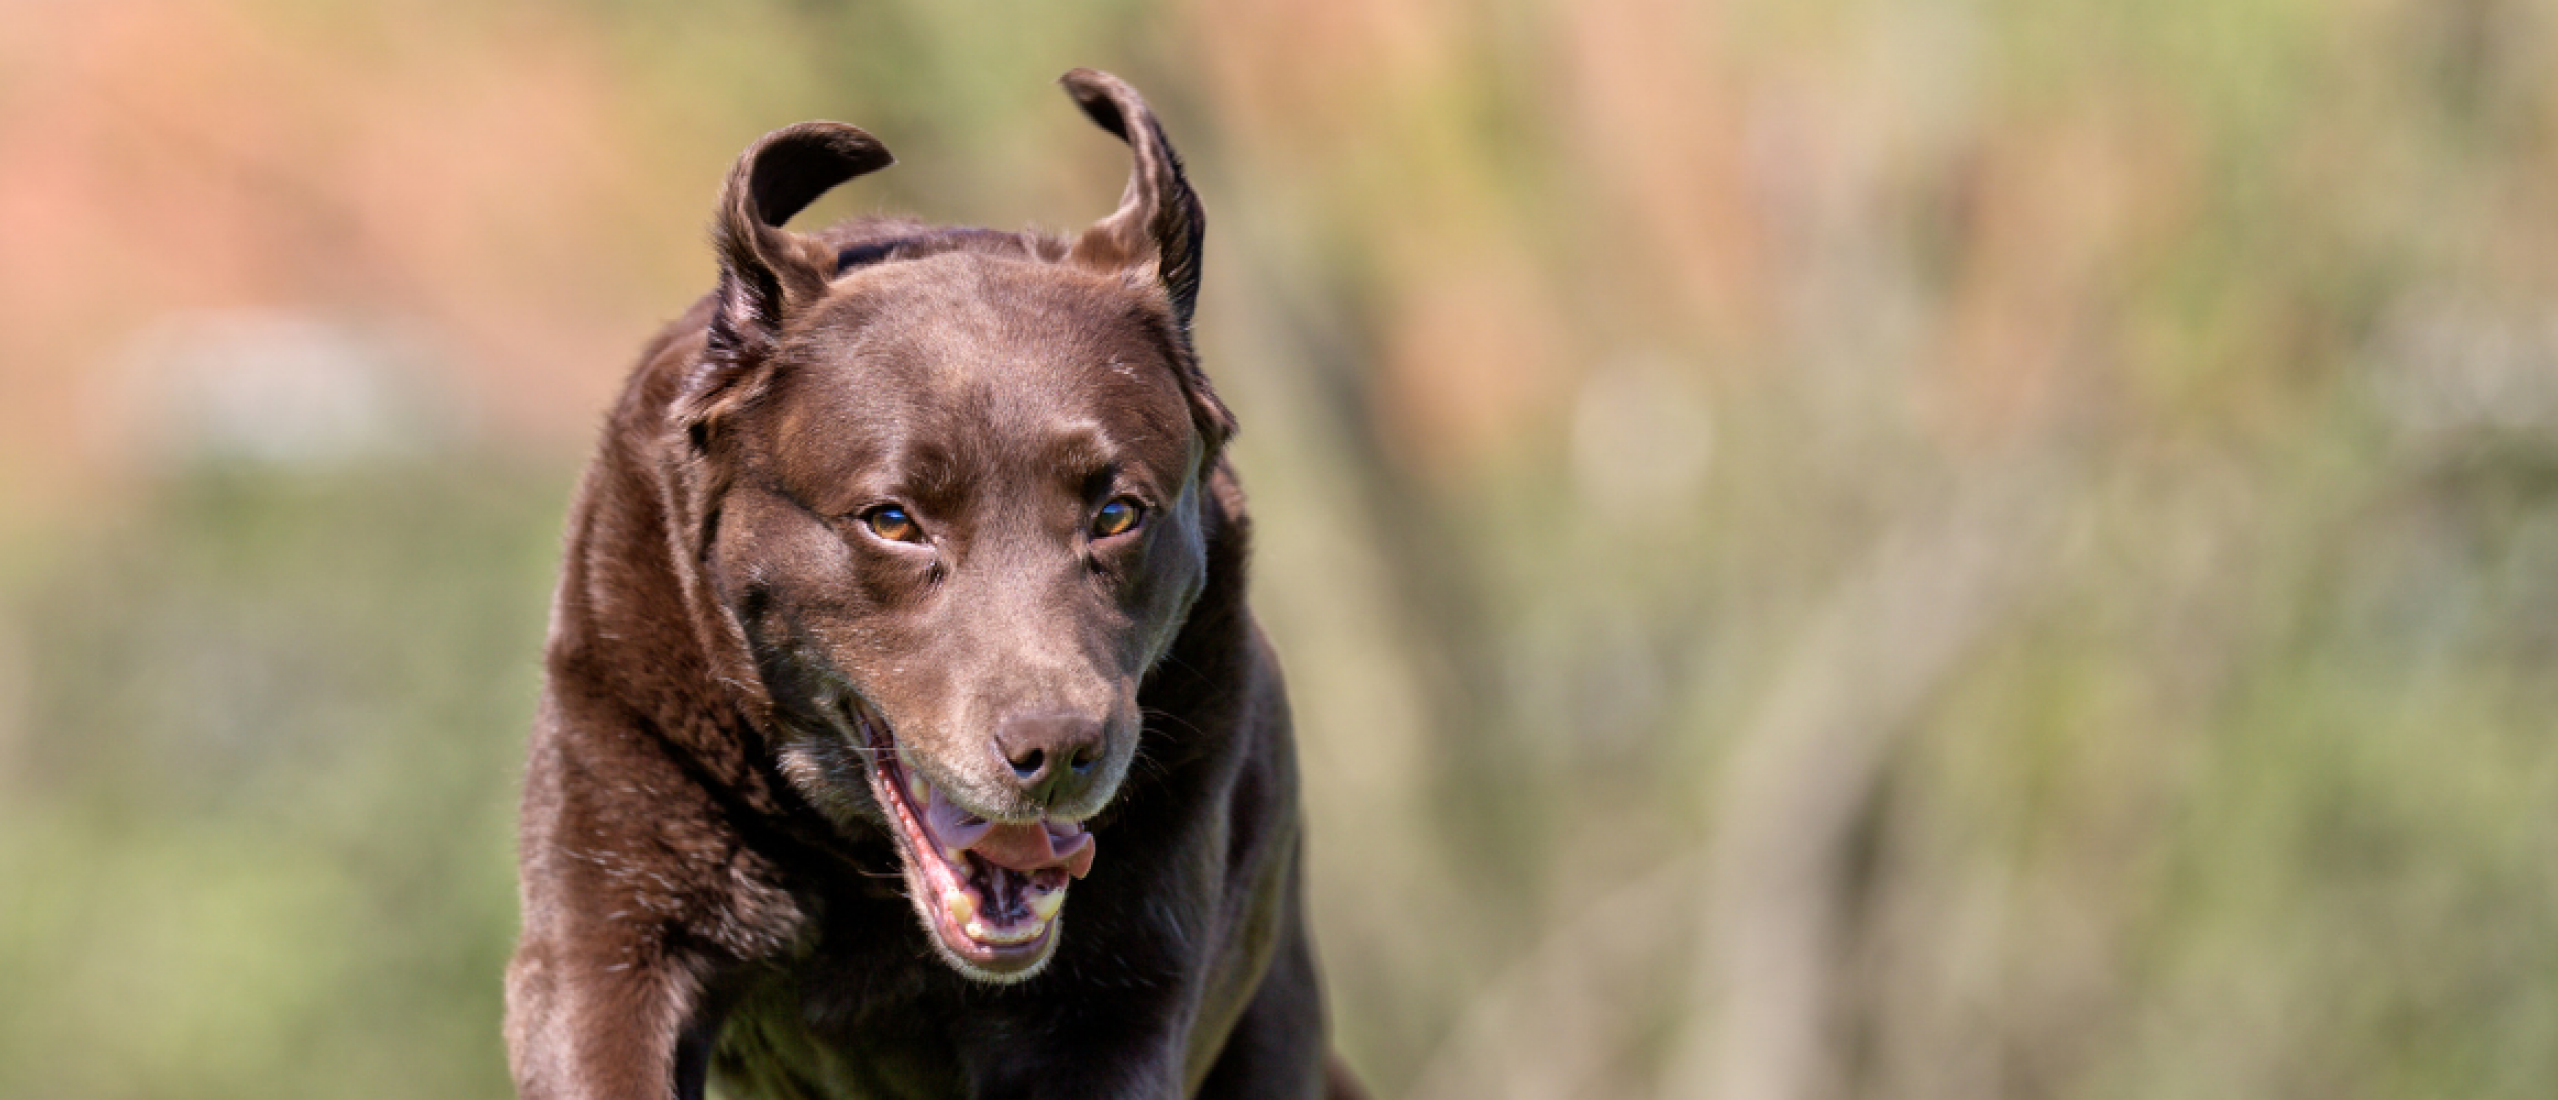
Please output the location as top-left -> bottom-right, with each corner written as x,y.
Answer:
856,711 -> 1094,979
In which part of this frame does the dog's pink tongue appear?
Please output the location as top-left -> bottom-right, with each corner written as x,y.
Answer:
973,821 -> 1096,879
923,790 -> 994,850
921,786 -> 1095,879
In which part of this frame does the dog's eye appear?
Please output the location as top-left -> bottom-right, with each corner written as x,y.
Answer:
862,505 -> 925,543
1091,498 -> 1144,539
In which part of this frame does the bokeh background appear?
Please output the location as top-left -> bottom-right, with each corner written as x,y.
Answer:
5,1 -> 2557,1097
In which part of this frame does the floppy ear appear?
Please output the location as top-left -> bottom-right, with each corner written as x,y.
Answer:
681,121 -> 894,442
1060,69 -> 1235,455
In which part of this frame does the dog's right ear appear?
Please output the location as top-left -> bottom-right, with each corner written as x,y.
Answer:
679,121 -> 894,444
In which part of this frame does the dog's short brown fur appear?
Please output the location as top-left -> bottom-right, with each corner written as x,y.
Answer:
505,71 -> 1352,1099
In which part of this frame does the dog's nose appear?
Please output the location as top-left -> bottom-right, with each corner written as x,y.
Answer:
992,711 -> 1107,809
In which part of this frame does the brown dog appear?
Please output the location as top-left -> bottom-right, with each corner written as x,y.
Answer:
504,70 -> 1352,1099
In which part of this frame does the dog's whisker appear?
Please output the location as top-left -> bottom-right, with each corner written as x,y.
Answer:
1139,706 -> 1204,738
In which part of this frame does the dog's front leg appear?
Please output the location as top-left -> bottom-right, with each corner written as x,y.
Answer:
505,732 -> 761,1100
506,924 -> 719,1100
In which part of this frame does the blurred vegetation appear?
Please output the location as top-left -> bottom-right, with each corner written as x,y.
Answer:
0,463 -> 555,1099
4,0 -> 2558,1098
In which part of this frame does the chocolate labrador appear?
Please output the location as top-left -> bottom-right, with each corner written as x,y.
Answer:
504,70 -> 1355,1100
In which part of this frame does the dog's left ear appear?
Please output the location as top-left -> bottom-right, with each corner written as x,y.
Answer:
1061,69 -> 1236,455
1064,70 -> 1202,331
680,121 -> 895,446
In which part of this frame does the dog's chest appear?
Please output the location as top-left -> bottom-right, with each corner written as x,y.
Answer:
712,938 -> 964,1100
711,897 -> 1083,1100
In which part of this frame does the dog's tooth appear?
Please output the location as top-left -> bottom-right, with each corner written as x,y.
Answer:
976,919 -> 1044,946
943,889 -> 975,926
908,771 -> 931,804
944,846 -> 970,868
1029,889 -> 1065,921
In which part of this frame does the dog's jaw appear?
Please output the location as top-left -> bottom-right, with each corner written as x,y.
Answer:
852,706 -> 1088,983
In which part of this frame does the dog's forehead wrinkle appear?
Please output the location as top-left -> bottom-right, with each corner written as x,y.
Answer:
1034,420 -> 1120,483
779,296 -> 1190,506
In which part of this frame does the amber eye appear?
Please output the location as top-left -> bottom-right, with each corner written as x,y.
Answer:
862,504 -> 924,543
1091,497 -> 1144,539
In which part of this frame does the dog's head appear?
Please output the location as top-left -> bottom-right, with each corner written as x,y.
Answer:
669,71 -> 1232,981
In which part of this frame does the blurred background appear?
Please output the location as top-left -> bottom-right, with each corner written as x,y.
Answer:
4,0 -> 2557,1097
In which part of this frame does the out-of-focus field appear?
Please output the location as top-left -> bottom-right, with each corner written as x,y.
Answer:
4,1 -> 2557,1098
